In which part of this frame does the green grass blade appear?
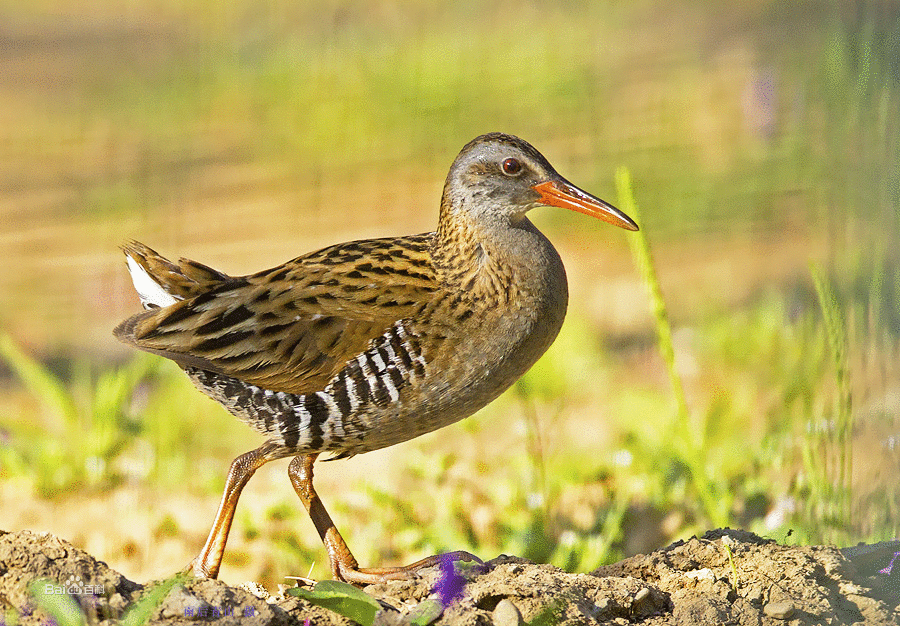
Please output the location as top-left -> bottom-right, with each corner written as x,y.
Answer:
408,597 -> 443,626
27,579 -> 87,626
0,334 -> 78,426
119,574 -> 187,626
615,168 -> 690,427
616,166 -> 728,527
810,263 -> 853,529
288,580 -> 382,626
525,598 -> 565,626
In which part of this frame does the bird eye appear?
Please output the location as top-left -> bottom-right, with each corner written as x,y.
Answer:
501,157 -> 523,176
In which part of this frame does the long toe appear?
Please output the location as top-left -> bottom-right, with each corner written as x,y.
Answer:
334,551 -> 483,585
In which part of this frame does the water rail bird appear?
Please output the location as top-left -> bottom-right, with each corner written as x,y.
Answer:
115,132 -> 638,584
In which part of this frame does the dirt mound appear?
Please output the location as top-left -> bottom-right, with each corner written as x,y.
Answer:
0,528 -> 896,625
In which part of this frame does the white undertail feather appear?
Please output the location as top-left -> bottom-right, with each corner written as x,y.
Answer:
125,254 -> 180,310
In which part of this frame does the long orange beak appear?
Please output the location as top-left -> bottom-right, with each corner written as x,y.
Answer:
533,180 -> 639,231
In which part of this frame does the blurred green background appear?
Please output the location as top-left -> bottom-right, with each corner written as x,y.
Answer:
0,0 -> 898,586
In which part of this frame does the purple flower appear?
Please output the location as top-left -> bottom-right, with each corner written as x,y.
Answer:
435,553 -> 466,607
879,551 -> 899,576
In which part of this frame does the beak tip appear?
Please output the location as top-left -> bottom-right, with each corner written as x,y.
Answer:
533,180 -> 640,232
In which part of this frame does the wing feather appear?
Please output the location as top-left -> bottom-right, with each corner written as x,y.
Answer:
114,236 -> 437,395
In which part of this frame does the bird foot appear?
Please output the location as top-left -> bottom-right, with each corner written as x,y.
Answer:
332,550 -> 483,585
288,454 -> 483,585
183,557 -> 214,579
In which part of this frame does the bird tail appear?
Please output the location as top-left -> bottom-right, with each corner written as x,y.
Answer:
121,241 -> 230,310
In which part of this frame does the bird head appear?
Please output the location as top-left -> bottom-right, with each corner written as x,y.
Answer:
441,132 -> 638,232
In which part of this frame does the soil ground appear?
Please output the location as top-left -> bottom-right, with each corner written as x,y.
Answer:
1,528 -> 897,625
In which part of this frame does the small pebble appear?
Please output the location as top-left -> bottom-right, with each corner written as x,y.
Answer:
685,568 -> 715,582
239,581 -> 269,600
159,588 -> 206,620
633,587 -> 651,610
763,601 -> 796,620
492,598 -> 523,626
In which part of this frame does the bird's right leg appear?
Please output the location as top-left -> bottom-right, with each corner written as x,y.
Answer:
287,453 -> 363,580
288,453 -> 480,585
189,444 -> 279,578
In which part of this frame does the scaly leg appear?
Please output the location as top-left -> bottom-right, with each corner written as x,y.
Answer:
190,444 -> 279,578
287,453 -> 481,585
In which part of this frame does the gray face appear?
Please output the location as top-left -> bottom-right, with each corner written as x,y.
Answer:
443,134 -> 561,224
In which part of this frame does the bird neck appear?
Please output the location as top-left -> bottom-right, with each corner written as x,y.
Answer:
432,198 -> 550,305
432,208 -> 494,289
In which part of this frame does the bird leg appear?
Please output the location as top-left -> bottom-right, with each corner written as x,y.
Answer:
189,445 -> 276,578
288,453 -> 481,585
